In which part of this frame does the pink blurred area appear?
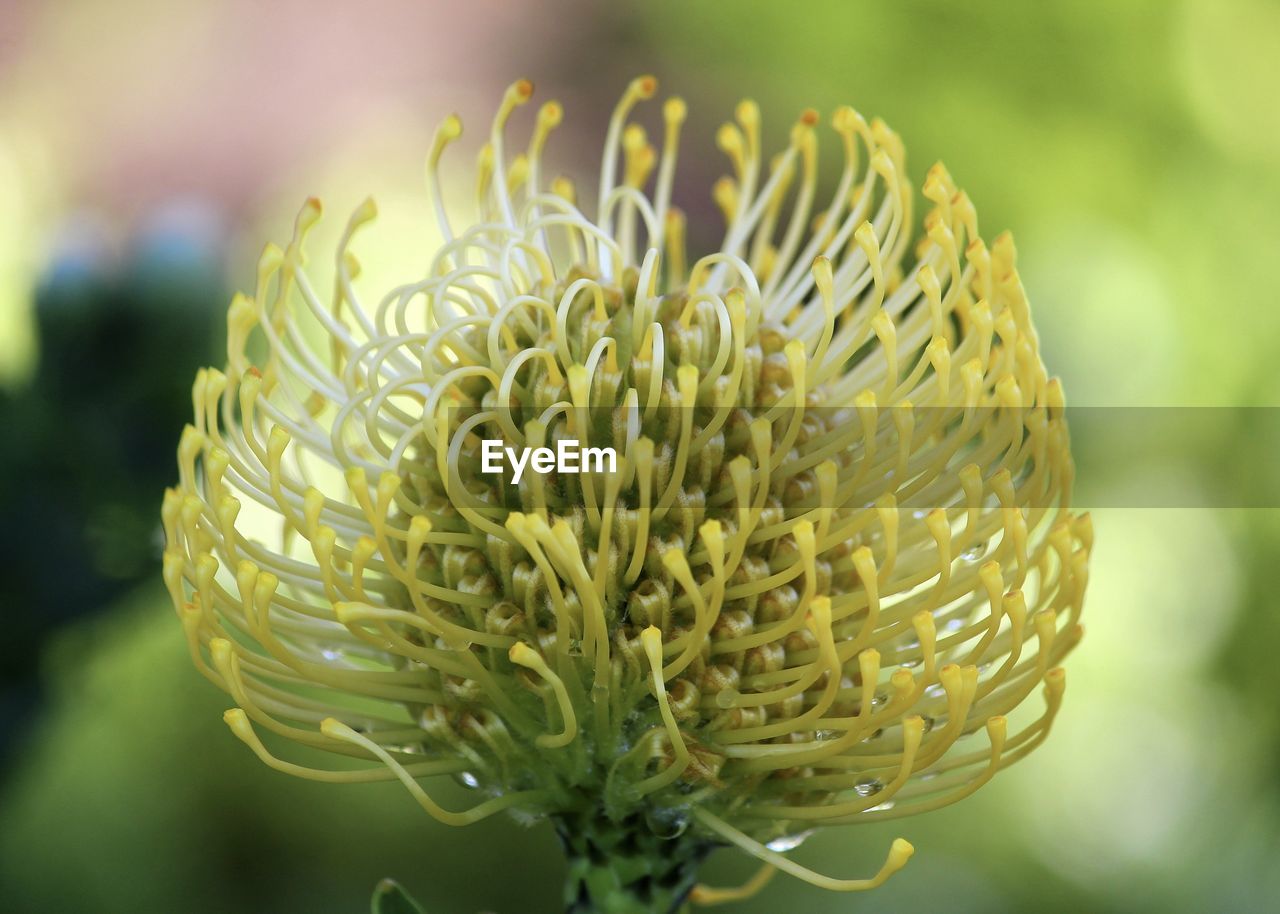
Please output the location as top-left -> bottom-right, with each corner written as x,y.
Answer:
0,0 -> 583,220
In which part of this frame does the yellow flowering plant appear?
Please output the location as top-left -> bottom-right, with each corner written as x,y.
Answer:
162,77 -> 1090,913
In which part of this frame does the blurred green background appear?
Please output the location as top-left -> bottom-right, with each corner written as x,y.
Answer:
2,0 -> 1279,911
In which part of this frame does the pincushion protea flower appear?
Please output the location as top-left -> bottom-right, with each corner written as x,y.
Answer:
162,76 -> 1091,913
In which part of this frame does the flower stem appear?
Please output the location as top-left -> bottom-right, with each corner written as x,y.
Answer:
554,808 -> 713,914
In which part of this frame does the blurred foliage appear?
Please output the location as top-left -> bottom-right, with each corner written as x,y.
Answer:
4,1 -> 1280,912
0,223 -> 225,758
0,590 -> 567,914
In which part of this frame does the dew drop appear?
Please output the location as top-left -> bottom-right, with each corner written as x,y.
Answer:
506,805 -> 538,827
645,807 -> 691,839
958,543 -> 985,563
456,771 -> 480,789
869,800 -> 896,812
854,777 -> 884,797
766,830 -> 814,852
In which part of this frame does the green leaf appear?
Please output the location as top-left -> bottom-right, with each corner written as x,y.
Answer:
370,878 -> 425,914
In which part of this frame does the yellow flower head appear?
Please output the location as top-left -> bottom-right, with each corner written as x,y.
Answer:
162,77 -> 1090,906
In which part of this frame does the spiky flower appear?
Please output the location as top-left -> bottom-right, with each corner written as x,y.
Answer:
162,77 -> 1091,913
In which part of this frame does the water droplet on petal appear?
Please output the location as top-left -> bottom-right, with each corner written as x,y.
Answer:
644,807 -> 691,839
456,771 -> 480,789
854,777 -> 884,797
766,830 -> 814,852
